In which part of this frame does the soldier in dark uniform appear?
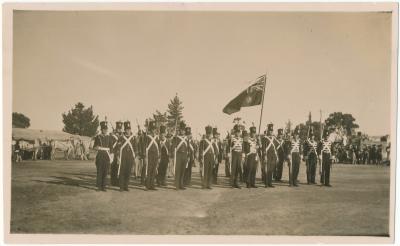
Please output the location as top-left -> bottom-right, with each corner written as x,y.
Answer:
211,128 -> 222,184
262,123 -> 279,188
156,125 -> 170,186
244,126 -> 259,188
286,129 -> 302,187
171,122 -> 189,190
303,128 -> 318,184
260,130 -> 267,183
318,129 -> 334,187
142,121 -> 160,190
184,127 -> 195,186
230,124 -> 243,189
115,121 -> 137,191
93,121 -> 113,191
138,129 -> 147,184
199,125 -> 215,189
224,132 -> 232,177
274,128 -> 285,182
241,130 -> 249,182
110,121 -> 123,186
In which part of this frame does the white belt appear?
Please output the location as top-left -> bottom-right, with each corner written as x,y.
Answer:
98,147 -> 110,151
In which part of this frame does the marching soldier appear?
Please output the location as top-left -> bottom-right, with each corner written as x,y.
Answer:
116,121 -> 137,191
110,121 -> 123,186
318,129 -> 334,187
156,125 -> 170,186
171,122 -> 189,190
93,121 -> 113,191
212,128 -> 223,184
286,129 -> 302,187
262,123 -> 279,188
199,125 -> 215,189
303,128 -> 318,184
274,128 -> 285,182
184,127 -> 195,186
142,121 -> 160,190
244,126 -> 259,188
230,124 -> 243,189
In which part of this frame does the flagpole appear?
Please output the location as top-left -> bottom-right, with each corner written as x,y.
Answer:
258,73 -> 267,135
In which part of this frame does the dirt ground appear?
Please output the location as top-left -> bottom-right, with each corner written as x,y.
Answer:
10,160 -> 390,235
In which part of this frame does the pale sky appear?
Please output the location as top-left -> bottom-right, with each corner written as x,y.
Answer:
13,11 -> 392,137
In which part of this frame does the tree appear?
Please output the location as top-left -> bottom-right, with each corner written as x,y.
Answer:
62,102 -> 99,137
153,110 -> 168,128
285,119 -> 293,134
167,94 -> 184,129
295,121 -> 323,140
12,112 -> 30,128
324,112 -> 359,136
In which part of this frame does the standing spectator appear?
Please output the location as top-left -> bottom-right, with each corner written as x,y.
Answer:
386,143 -> 391,165
15,140 -> 22,162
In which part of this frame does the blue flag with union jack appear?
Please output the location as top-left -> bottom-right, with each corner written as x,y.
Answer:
223,75 -> 266,115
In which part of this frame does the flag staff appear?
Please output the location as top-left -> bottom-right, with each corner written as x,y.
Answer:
258,73 -> 267,135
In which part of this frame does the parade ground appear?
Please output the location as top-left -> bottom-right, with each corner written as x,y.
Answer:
10,161 -> 389,236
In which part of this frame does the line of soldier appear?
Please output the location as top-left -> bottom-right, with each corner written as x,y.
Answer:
93,120 -> 336,192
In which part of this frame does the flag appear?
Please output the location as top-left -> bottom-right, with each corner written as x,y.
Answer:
222,75 -> 266,115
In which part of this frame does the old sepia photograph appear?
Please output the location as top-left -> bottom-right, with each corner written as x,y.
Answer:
3,2 -> 397,244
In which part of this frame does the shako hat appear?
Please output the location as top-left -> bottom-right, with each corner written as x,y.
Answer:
185,126 -> 191,135
115,121 -> 123,131
212,127 -> 219,136
160,125 -> 166,134
148,121 -> 156,131
205,125 -> 213,134
179,121 -> 186,130
267,123 -> 274,132
100,121 -> 108,130
124,121 -> 131,130
277,128 -> 284,136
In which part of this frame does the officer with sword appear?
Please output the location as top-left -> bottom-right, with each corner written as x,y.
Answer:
93,121 -> 113,191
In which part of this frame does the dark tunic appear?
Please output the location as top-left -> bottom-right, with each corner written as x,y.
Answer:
199,137 -> 215,188
142,133 -> 160,189
261,135 -> 279,187
303,138 -> 318,184
184,138 -> 195,186
318,139 -> 334,186
230,136 -> 244,187
157,137 -> 170,186
171,135 -> 188,189
93,134 -> 113,190
117,133 -> 137,190
244,136 -> 259,187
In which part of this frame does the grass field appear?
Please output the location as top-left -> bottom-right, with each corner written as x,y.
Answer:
10,160 -> 390,235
